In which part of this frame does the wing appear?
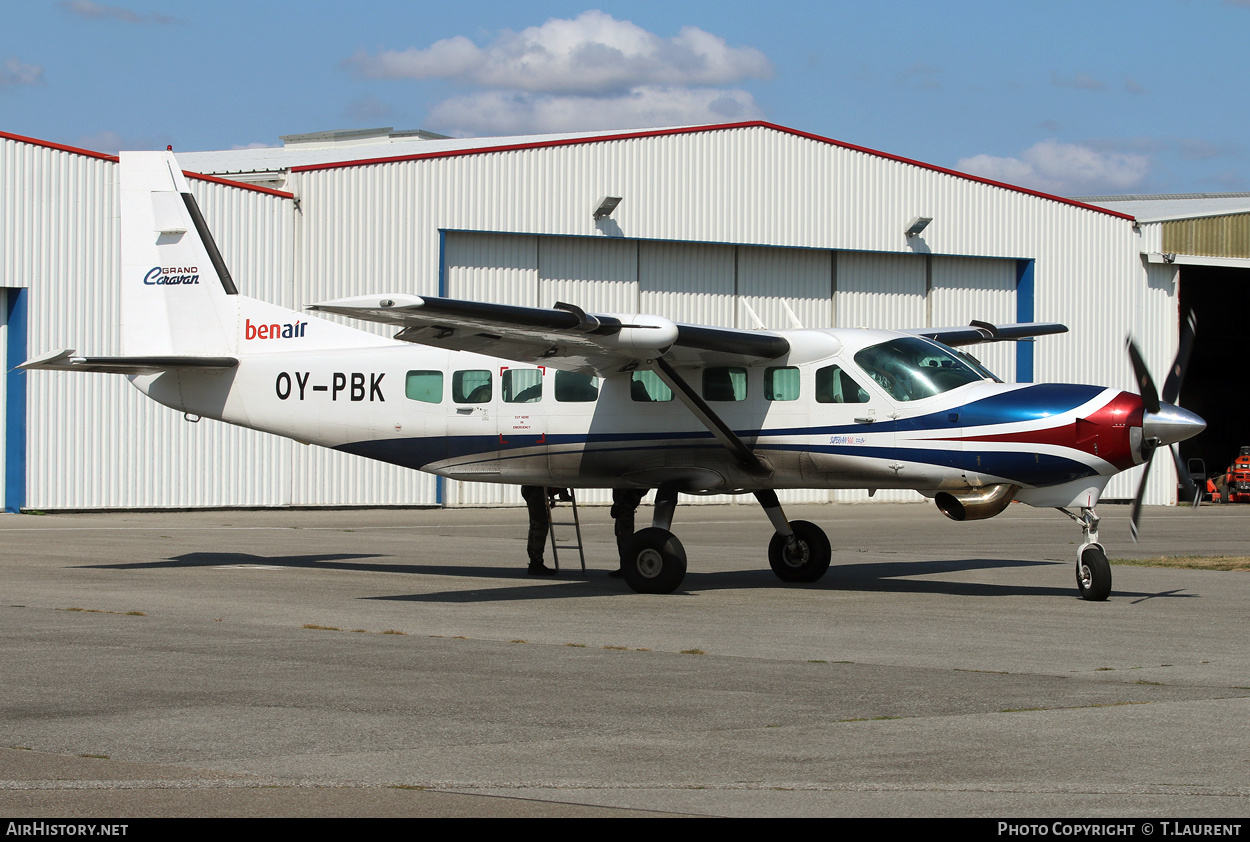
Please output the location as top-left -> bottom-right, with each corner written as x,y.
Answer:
904,320 -> 1068,347
19,348 -> 238,374
307,294 -> 789,375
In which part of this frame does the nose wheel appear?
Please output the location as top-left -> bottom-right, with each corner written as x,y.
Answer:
1060,506 -> 1112,601
1077,544 -> 1111,601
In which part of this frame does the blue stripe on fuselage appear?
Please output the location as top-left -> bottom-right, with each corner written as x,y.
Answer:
334,384 -> 1109,482
338,431 -> 1100,488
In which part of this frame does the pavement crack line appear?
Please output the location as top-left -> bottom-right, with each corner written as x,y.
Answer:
3,779 -> 1247,798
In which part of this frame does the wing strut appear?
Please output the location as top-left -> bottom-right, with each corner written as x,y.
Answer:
652,358 -> 770,476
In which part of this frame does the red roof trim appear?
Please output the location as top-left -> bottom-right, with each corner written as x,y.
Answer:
180,169 -> 294,199
0,129 -> 118,162
289,121 -> 1135,221
0,130 -> 294,199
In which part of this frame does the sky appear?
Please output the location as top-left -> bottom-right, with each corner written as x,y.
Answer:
3,0 -> 1249,197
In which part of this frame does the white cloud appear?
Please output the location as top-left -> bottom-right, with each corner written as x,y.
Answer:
427,86 -> 763,136
343,11 -> 771,136
1051,71 -> 1106,91
897,62 -> 941,92
74,130 -> 127,153
0,57 -> 44,88
957,139 -> 1151,195
345,10 -> 771,96
58,0 -> 181,24
75,130 -> 170,154
1175,137 -> 1237,161
343,94 -> 395,123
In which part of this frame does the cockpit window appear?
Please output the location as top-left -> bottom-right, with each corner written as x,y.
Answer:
815,365 -> 869,404
953,348 -> 1003,383
852,337 -> 986,401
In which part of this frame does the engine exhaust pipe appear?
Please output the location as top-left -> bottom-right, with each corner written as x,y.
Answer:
935,483 -> 1020,521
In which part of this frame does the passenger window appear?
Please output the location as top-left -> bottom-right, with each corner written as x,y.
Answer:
766,367 -> 800,401
554,370 -> 600,402
503,368 -> 543,403
702,367 -> 747,401
405,370 -> 443,403
452,370 -> 492,403
815,365 -> 869,404
630,370 -> 673,402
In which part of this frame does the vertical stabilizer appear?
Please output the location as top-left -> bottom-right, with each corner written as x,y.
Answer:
120,152 -> 241,356
120,151 -> 396,357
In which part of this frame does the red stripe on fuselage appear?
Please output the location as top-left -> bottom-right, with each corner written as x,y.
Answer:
950,390 -> 1143,471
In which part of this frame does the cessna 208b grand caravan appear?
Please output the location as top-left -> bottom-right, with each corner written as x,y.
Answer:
23,152 -> 1206,599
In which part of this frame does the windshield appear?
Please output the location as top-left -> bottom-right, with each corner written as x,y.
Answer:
853,337 -> 987,401
952,348 -> 1002,383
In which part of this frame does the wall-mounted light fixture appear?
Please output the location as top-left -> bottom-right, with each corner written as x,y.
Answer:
593,196 -> 623,220
905,216 -> 932,237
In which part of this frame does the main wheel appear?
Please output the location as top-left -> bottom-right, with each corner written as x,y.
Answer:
768,520 -> 832,583
620,527 -> 687,594
1076,544 -> 1112,601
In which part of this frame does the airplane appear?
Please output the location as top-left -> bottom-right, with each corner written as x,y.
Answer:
21,152 -> 1207,599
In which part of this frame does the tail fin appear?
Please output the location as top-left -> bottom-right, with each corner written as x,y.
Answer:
120,151 -> 244,356
120,151 -> 388,356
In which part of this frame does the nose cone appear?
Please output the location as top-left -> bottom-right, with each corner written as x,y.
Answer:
1143,403 -> 1206,445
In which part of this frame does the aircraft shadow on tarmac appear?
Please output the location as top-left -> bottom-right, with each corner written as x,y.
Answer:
370,556 -> 1198,603
77,552 -> 1195,604
79,551 -> 388,570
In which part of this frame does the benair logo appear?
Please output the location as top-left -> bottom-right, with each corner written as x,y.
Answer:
144,266 -> 200,285
245,318 -> 307,340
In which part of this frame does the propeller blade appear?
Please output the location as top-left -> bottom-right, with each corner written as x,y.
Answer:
1126,337 -> 1160,415
1129,454 -> 1153,543
1170,443 -> 1199,508
1161,311 -> 1197,406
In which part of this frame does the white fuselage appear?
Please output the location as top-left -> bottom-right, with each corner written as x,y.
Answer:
130,329 -> 1138,509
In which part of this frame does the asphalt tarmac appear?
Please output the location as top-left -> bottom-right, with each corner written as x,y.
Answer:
1,500 -> 1248,818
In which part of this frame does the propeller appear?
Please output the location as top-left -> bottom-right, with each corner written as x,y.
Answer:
1125,311 -> 1205,541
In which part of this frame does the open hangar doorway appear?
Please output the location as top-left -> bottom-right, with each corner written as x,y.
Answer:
1177,264 -> 1250,484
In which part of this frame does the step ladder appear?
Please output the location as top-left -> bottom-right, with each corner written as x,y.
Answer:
546,489 -> 586,575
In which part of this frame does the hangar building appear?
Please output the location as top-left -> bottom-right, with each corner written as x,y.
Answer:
0,122 -> 1215,512
1081,192 -> 1250,485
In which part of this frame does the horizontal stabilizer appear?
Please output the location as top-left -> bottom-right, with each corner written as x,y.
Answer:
20,348 -> 238,374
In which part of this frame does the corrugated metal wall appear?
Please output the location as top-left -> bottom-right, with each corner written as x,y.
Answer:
930,256 -> 1016,381
1163,213 -> 1250,258
1,139 -> 309,509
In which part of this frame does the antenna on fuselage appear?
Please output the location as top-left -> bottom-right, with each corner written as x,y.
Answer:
740,300 -> 767,330
781,299 -> 805,330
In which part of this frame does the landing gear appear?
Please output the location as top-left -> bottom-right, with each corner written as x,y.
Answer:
613,485 -> 832,593
1059,506 -> 1111,601
756,489 -> 831,585
768,520 -> 832,583
620,527 -> 687,594
1077,544 -> 1111,602
619,484 -> 687,594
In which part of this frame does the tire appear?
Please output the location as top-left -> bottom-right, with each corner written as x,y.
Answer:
768,520 -> 832,584
620,527 -> 687,594
1076,544 -> 1112,601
